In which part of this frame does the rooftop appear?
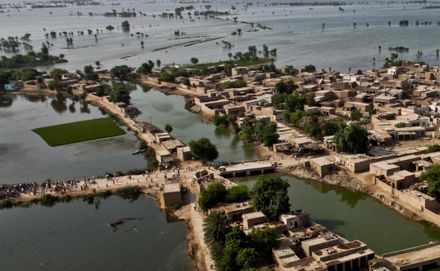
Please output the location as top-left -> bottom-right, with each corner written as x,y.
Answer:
163,183 -> 181,193
384,242 -> 440,269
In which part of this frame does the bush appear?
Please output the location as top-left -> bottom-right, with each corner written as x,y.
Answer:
427,145 -> 440,153
220,79 -> 247,90
199,184 -> 250,211
225,185 -> 249,203
198,183 -> 227,211
189,137 -> 219,161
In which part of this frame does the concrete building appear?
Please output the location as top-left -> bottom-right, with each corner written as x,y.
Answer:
370,161 -> 400,177
162,183 -> 182,208
387,170 -> 416,190
383,242 -> 440,271
312,240 -> 375,271
280,209 -> 311,230
301,234 -> 342,257
177,146 -> 192,161
309,156 -> 335,177
242,211 -> 266,230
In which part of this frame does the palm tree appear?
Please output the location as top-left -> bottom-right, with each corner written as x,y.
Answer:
203,211 -> 230,244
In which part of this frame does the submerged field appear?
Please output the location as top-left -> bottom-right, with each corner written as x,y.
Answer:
33,118 -> 126,147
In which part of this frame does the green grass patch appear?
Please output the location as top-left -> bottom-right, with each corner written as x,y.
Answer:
33,118 -> 126,147
190,57 -> 273,70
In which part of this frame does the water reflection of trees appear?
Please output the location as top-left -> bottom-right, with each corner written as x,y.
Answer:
0,94 -> 14,107
214,126 -> 230,138
80,102 -> 91,114
50,96 -> 67,113
301,177 -> 366,208
421,220 -> 440,240
22,94 -> 46,103
68,102 -> 76,113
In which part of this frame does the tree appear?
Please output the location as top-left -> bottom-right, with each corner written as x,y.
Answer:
156,59 -> 161,67
164,124 -> 173,133
225,185 -> 249,203
249,227 -> 277,258
334,123 -> 369,154
304,64 -> 316,73
198,182 -> 227,211
251,176 -> 291,221
236,248 -> 258,269
203,211 -> 230,244
421,165 -> 440,201
83,65 -> 98,80
108,82 -> 132,105
137,62 -> 153,74
306,92 -> 316,106
427,145 -> 440,153
257,121 -> 279,147
110,65 -> 132,81
41,42 -> 49,55
350,107 -> 362,121
367,103 -> 376,117
274,80 -> 297,95
189,137 -> 219,161
50,68 -> 67,80
121,20 -> 130,32
190,57 -> 199,65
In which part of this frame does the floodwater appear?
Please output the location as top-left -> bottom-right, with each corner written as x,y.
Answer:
0,196 -> 194,271
130,87 -> 261,162
2,0 -> 440,269
238,174 -> 440,255
0,94 -> 147,184
0,0 -> 439,72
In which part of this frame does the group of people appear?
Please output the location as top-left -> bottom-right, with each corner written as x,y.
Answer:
0,178 -> 98,201
0,166 -> 188,201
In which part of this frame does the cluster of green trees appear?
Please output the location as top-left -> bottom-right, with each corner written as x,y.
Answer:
47,68 -> 69,91
213,113 -> 239,131
110,65 -> 138,81
421,165 -> 440,202
139,141 -> 158,171
383,52 -> 402,68
0,43 -> 66,69
189,137 -> 219,161
271,80 -> 351,140
208,225 -> 277,271
0,68 -> 41,88
203,176 -> 290,270
303,64 -> 316,73
334,123 -> 369,154
239,118 -> 279,147
427,144 -> 440,153
108,81 -> 136,105
251,176 -> 291,220
198,183 -> 250,211
0,35 -> 33,52
77,65 -> 99,81
159,67 -> 189,83
220,79 -> 247,90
